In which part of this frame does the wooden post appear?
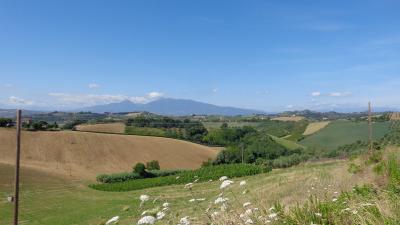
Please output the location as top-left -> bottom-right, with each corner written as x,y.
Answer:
368,102 -> 373,152
13,109 -> 22,225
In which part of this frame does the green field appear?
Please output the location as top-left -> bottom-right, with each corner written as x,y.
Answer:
269,134 -> 305,150
124,126 -> 168,137
0,159 -> 362,225
300,120 -> 390,151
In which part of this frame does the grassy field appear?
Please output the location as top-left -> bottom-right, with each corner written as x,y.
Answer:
303,121 -> 330,135
0,128 -> 218,180
0,156 -> 374,225
269,134 -> 304,150
75,123 -> 126,134
300,120 -> 390,151
124,126 -> 168,137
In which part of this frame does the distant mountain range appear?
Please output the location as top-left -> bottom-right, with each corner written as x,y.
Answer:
76,98 -> 264,116
0,109 -> 46,118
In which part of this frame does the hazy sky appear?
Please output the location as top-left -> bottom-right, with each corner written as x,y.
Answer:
1,0 -> 400,111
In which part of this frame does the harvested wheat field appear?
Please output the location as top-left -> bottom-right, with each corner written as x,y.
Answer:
390,112 -> 400,121
0,128 -> 219,180
303,121 -> 330,135
271,116 -> 305,122
75,122 -> 126,134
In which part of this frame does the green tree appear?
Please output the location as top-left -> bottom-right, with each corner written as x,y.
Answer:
133,163 -> 147,177
146,160 -> 160,170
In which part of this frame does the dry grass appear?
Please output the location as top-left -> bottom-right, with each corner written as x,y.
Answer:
271,116 -> 305,122
303,121 -> 330,135
75,123 -> 126,134
0,128 -> 219,180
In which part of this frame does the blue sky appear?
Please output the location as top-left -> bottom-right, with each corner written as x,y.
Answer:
1,0 -> 400,112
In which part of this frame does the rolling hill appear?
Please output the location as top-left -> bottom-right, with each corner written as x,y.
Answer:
0,128 -> 219,180
77,98 -> 264,116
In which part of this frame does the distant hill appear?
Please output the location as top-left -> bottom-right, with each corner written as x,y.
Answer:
77,98 -> 264,116
0,108 -> 46,118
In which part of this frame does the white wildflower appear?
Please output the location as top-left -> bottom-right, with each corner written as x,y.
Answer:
245,219 -> 253,224
315,213 -> 322,217
219,176 -> 228,181
245,209 -> 252,215
211,211 -> 220,218
189,199 -> 196,202
194,179 -> 199,183
105,216 -> 119,225
214,197 -> 229,204
352,210 -> 358,215
156,211 -> 165,220
176,176 -> 180,179
140,195 -> 150,202
196,198 -> 206,201
184,183 -> 194,189
243,202 -> 252,208
268,206 -> 275,212
162,202 -> 170,208
332,198 -> 338,202
268,213 -> 278,219
137,216 -> 156,224
220,180 -> 234,189
179,216 -> 190,225
242,189 -> 248,195
240,180 -> 247,186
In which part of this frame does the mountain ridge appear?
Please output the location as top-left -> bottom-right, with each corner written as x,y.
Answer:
76,98 -> 264,116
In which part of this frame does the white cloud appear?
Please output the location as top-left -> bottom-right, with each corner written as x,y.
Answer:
88,83 -> 101,89
311,91 -> 321,97
8,96 -> 36,106
329,92 -> 352,97
49,92 -> 164,106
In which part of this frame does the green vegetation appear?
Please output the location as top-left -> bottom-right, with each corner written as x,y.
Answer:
90,164 -> 265,192
257,119 -> 308,141
96,170 -> 182,183
0,118 -> 12,127
146,160 -> 160,170
23,120 -> 59,131
125,116 -> 208,143
269,134 -> 305,150
300,120 -> 390,151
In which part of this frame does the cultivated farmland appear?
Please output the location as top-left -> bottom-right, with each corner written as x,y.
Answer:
75,122 -> 126,134
0,128 -> 219,180
303,121 -> 330,135
300,120 -> 390,151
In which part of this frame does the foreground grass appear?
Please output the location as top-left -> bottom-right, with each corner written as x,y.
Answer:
0,157 -> 371,225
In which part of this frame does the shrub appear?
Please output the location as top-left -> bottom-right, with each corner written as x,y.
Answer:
272,154 -> 304,168
133,163 -> 147,176
96,169 -> 183,183
348,163 -> 362,174
146,160 -> 160,170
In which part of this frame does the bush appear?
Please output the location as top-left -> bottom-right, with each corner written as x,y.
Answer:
90,164 -> 266,192
146,160 -> 160,170
133,163 -> 146,176
272,154 -> 305,168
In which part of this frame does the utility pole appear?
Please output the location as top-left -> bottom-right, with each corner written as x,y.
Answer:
13,109 -> 22,225
368,102 -> 373,153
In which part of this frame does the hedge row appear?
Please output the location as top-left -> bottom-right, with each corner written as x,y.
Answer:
90,164 -> 266,192
96,170 -> 184,183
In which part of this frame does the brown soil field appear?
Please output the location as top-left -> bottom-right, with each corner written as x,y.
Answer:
303,121 -> 330,135
271,116 -> 305,122
75,123 -> 126,134
390,112 -> 400,121
0,128 -> 219,180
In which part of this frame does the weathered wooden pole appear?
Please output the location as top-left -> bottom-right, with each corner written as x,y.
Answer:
368,102 -> 373,152
13,109 -> 22,225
